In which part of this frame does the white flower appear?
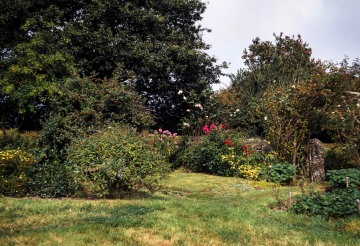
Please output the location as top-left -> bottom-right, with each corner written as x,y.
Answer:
230,114 -> 233,116
183,122 -> 190,127
337,104 -> 341,107
195,103 -> 203,110
236,109 -> 240,112
178,90 -> 183,95
183,96 -> 187,100
264,116 -> 268,121
186,109 -> 191,112
354,74 -> 359,78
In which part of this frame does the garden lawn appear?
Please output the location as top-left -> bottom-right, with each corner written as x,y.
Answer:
1,170 -> 359,245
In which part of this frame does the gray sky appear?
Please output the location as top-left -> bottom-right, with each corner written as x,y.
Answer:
200,0 -> 360,89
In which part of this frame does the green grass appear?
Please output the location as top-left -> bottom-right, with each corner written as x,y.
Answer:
1,170 -> 359,245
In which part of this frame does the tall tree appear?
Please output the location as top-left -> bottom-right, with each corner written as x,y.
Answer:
223,33 -> 321,133
0,0 -> 225,130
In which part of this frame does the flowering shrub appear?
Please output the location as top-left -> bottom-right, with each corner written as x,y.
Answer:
221,145 -> 264,180
148,128 -> 178,162
202,123 -> 223,135
238,165 -> 262,180
177,124 -> 242,176
0,149 -> 36,196
224,139 -> 233,147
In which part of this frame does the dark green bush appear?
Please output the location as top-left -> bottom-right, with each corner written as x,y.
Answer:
32,76 -> 156,197
27,150 -> 75,198
290,188 -> 360,218
326,169 -> 360,188
325,144 -> 360,170
259,163 -> 296,184
66,126 -> 170,198
39,76 -> 154,158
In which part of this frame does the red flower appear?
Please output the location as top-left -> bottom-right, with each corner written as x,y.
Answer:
241,145 -> 251,155
209,123 -> 215,131
202,125 -> 210,134
224,139 -> 233,147
219,123 -> 224,129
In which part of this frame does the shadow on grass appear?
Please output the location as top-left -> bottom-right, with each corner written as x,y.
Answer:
0,202 -> 166,239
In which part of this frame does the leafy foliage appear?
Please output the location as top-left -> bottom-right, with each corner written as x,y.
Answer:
224,33 -> 360,175
0,0 -> 225,129
39,76 -> 153,156
0,128 -> 38,151
326,169 -> 360,189
261,63 -> 359,167
27,151 -> 75,198
325,144 -> 360,170
146,128 -> 179,163
224,33 -> 320,133
177,125 -> 243,176
259,163 -> 296,184
66,126 -> 170,198
0,28 -> 75,130
290,188 -> 360,218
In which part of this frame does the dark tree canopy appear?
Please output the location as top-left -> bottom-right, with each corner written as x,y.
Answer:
0,0 -> 225,130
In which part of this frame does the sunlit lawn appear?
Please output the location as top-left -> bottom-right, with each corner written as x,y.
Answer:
1,170 -> 359,245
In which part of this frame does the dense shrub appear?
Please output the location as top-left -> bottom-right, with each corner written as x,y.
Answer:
66,126 -> 170,198
326,169 -> 360,188
290,188 -> 360,218
27,151 -> 75,198
177,125 -> 244,176
325,144 -> 360,170
0,129 -> 38,151
39,76 -> 154,158
30,77 -> 156,197
259,163 -> 296,184
222,145 -> 270,180
0,149 -> 36,196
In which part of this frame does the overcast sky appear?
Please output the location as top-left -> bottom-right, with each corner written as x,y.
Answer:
200,0 -> 360,89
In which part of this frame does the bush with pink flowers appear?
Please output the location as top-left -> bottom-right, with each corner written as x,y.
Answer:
176,123 -> 246,176
148,128 -> 179,162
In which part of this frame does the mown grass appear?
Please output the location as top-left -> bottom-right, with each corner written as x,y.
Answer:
1,170 -> 359,245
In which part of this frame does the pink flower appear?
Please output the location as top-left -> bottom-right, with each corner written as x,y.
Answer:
219,124 -> 224,129
159,128 -> 163,133
209,123 -> 215,131
202,125 -> 210,135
